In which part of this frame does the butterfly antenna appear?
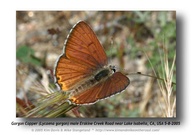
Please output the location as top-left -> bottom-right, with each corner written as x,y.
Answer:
124,47 -> 176,86
126,72 -> 176,86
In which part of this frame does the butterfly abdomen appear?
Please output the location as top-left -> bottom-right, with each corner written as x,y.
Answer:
70,68 -> 112,97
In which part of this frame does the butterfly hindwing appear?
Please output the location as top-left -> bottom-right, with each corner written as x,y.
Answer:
70,72 -> 130,104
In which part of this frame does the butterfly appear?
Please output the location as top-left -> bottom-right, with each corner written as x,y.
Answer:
54,21 -> 130,105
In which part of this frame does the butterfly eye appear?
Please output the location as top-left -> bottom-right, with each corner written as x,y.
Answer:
109,65 -> 116,73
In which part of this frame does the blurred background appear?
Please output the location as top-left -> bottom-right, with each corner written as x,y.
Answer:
16,11 -> 176,117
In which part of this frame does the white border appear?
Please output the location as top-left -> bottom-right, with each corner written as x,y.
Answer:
0,0 -> 191,134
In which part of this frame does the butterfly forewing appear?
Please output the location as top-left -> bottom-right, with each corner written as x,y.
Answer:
55,21 -> 108,91
65,21 -> 107,69
55,56 -> 91,90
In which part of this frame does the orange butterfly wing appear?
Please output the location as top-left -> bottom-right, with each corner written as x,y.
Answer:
55,21 -> 130,105
70,72 -> 130,104
55,21 -> 107,91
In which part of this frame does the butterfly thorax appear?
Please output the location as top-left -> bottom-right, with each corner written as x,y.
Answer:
69,65 -> 115,97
